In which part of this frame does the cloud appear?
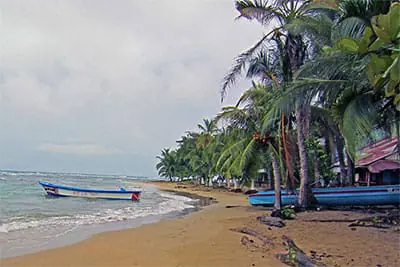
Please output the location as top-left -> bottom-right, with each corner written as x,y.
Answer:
38,143 -> 123,156
0,0 -> 264,175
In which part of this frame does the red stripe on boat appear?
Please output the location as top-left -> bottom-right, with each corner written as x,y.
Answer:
131,192 -> 140,200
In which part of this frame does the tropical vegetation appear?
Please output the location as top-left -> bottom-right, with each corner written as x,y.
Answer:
156,0 -> 399,213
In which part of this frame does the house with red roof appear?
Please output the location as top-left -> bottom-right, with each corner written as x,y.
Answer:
355,136 -> 400,186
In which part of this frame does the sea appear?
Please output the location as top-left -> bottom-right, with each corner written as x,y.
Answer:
0,170 -> 200,258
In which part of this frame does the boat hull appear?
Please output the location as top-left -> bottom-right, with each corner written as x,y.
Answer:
39,181 -> 141,201
249,185 -> 400,206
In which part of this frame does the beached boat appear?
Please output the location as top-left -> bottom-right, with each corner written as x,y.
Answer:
39,181 -> 142,201
248,185 -> 400,206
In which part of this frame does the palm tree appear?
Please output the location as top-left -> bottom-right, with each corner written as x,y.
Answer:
271,0 -> 397,184
221,0 -> 333,208
216,82 -> 283,210
196,119 -> 219,186
156,148 -> 177,181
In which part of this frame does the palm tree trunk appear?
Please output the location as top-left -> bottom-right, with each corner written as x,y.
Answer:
226,177 -> 231,189
396,110 -> 399,159
282,114 -> 295,189
271,152 -> 281,211
233,178 -> 239,189
208,176 -> 213,187
267,168 -> 272,189
346,152 -> 355,185
296,105 -> 310,209
302,105 -> 311,138
336,137 -> 347,185
328,132 -> 337,166
250,178 -> 255,190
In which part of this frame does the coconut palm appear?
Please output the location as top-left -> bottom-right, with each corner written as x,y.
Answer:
216,82 -> 284,210
221,0 -> 335,208
156,148 -> 177,181
195,119 -> 220,186
266,1 -> 397,188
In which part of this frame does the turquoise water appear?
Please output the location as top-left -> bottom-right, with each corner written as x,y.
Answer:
0,171 -> 197,258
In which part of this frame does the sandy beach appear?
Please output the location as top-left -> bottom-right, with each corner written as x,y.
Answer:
1,182 -> 399,267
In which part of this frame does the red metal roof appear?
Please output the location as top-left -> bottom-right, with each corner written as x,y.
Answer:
356,136 -> 399,166
367,160 -> 400,173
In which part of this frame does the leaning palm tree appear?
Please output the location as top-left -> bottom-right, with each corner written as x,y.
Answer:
216,82 -> 284,211
221,0 -> 332,208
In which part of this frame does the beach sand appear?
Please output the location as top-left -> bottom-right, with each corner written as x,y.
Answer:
1,182 -> 399,267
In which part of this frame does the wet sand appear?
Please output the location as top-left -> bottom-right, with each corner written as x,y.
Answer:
2,182 -> 399,267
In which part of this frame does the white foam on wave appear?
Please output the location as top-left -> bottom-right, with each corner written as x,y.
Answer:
0,192 -> 197,233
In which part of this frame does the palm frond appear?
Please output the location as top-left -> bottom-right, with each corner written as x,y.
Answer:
338,0 -> 392,24
333,91 -> 378,158
216,138 -> 249,169
286,14 -> 334,45
246,50 -> 281,82
300,2 -> 338,18
221,32 -> 273,101
335,16 -> 367,39
235,0 -> 284,25
239,139 -> 257,170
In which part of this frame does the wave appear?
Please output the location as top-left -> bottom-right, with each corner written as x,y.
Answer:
0,171 -> 151,181
0,171 -> 54,177
0,192 -> 197,233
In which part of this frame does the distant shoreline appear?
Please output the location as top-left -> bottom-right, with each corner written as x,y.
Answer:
0,169 -> 154,179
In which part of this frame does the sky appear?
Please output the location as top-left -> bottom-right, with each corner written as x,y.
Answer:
0,0 -> 264,176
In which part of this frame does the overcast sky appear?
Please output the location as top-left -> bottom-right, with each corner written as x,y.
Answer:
0,0 -> 264,176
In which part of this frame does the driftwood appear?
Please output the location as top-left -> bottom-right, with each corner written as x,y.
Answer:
303,214 -> 399,230
225,205 -> 240,208
347,214 -> 399,229
231,227 -> 274,245
276,235 -> 326,267
303,219 -> 356,223
348,221 -> 391,229
257,215 -> 286,228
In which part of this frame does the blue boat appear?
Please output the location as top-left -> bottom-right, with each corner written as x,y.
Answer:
39,181 -> 142,201
248,185 -> 400,206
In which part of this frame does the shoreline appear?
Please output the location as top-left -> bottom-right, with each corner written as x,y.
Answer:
1,182 -> 399,267
0,183 -> 213,259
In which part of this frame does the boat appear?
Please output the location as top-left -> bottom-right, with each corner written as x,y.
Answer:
39,181 -> 142,201
248,185 -> 400,206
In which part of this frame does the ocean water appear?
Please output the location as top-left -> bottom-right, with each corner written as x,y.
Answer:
0,171 -> 198,258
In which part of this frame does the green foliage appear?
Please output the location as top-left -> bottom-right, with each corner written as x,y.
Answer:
305,137 -> 335,181
156,149 -> 177,181
281,206 -> 296,220
333,2 -> 400,110
155,0 -> 398,199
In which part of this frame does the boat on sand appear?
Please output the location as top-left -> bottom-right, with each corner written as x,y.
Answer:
39,181 -> 142,201
248,185 -> 400,206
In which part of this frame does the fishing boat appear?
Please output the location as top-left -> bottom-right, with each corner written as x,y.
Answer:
39,181 -> 142,201
248,185 -> 400,206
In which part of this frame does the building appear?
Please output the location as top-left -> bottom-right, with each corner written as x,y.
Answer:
355,136 -> 400,186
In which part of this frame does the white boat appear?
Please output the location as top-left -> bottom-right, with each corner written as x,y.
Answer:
39,181 -> 142,201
